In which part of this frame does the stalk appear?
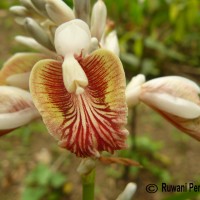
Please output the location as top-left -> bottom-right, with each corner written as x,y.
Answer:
81,168 -> 96,200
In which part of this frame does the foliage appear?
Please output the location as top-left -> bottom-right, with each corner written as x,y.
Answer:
105,0 -> 200,80
119,134 -> 171,183
22,164 -> 66,200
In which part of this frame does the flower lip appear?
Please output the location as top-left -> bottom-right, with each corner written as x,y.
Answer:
30,49 -> 128,157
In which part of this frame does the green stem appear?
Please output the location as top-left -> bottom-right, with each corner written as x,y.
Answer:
81,169 -> 95,200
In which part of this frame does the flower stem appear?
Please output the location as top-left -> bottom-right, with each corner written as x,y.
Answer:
81,168 -> 95,200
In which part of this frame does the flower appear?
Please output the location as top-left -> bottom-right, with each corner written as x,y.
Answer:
0,86 -> 40,136
126,75 -> 200,141
1,0 -> 127,157
29,20 -> 128,157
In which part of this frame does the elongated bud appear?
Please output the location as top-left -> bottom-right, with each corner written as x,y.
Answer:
116,183 -> 137,200
126,74 -> 145,107
45,0 -> 75,25
20,0 -> 42,16
9,6 -> 28,16
73,0 -> 90,24
77,158 -> 96,175
31,0 -> 48,17
91,0 -> 107,41
24,17 -> 54,50
20,0 -> 35,10
15,36 -> 57,57
102,30 -> 120,56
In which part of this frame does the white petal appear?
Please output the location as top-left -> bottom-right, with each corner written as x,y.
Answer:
126,74 -> 146,92
73,0 -> 90,24
143,76 -> 200,94
54,19 -> 91,56
0,86 -> 40,130
88,37 -> 99,53
0,108 -> 39,130
62,55 -> 88,94
116,182 -> 137,200
126,86 -> 141,107
91,0 -> 107,41
102,30 -> 120,56
6,72 -> 30,90
141,92 -> 200,119
45,0 -> 75,25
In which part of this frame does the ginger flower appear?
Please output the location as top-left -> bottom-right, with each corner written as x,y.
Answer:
0,0 -> 121,138
30,19 -> 128,157
126,75 -> 200,141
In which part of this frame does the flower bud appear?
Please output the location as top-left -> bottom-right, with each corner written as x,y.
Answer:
116,182 -> 137,200
15,36 -> 57,57
140,76 -> 200,141
91,0 -> 107,41
24,17 -> 54,50
126,74 -> 145,107
73,0 -> 90,24
45,0 -> 75,25
31,0 -> 48,17
101,30 -> 120,56
77,158 -> 96,176
9,6 -> 28,16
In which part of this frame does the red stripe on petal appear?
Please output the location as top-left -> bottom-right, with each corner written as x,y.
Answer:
30,49 -> 128,157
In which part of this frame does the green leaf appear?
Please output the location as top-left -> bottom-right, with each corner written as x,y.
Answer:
21,187 -> 47,200
50,172 -> 66,188
25,164 -> 52,186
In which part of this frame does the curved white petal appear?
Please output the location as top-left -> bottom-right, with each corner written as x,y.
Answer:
54,19 -> 91,56
0,86 -> 40,132
144,76 -> 200,94
126,86 -> 141,107
126,74 -> 146,92
6,72 -> 30,90
102,30 -> 120,56
140,92 -> 200,119
0,108 -> 39,130
116,182 -> 137,200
